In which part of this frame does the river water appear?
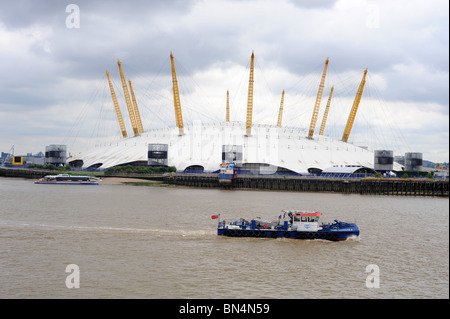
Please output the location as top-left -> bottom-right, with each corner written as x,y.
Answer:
0,177 -> 448,299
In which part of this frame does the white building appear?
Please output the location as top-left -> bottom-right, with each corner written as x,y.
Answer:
67,53 -> 404,174
68,121 -> 403,174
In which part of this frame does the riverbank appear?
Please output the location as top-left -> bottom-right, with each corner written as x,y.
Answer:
166,173 -> 449,197
101,177 -> 166,186
0,168 -> 165,186
0,167 -> 165,181
1,167 -> 448,196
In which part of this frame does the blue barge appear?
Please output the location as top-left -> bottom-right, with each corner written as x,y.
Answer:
215,210 -> 359,241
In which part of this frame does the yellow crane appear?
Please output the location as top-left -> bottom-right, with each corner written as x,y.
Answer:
245,51 -> 255,136
277,90 -> 285,127
226,90 -> 230,122
319,86 -> 334,135
308,58 -> 329,138
170,52 -> 184,135
342,69 -> 368,142
106,70 -> 127,138
128,80 -> 144,134
117,60 -> 139,136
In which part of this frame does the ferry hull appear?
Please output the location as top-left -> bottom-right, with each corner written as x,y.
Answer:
34,174 -> 101,185
217,228 -> 359,241
34,181 -> 99,185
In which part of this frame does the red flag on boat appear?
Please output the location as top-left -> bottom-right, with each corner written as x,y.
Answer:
211,215 -> 219,219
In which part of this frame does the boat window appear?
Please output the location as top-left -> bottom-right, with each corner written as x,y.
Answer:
294,215 -> 319,222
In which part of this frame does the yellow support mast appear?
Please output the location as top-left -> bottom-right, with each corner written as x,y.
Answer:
226,90 -> 230,122
128,80 -> 144,134
106,71 -> 127,138
170,52 -> 184,135
277,90 -> 285,127
245,51 -> 255,136
308,58 -> 329,138
117,60 -> 139,136
319,86 -> 334,135
342,69 -> 368,142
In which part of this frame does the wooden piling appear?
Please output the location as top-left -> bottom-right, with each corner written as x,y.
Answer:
164,173 -> 448,197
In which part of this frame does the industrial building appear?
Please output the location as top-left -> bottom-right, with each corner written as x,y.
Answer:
1,147 -> 45,167
68,52 -> 404,174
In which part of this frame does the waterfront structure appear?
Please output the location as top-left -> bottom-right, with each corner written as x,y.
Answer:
404,152 -> 423,171
1,150 -> 44,167
374,150 -> 394,172
70,121 -> 403,174
68,52 -> 403,174
24,152 -> 45,166
45,144 -> 67,167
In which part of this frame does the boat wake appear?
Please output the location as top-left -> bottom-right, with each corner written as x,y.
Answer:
1,222 -> 215,238
346,235 -> 360,241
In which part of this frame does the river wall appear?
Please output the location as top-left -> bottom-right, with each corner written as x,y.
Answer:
165,173 -> 449,197
1,167 -> 448,197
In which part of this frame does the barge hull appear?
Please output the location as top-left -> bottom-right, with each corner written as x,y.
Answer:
217,229 -> 357,241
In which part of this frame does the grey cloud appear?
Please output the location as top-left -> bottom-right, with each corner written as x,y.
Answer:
0,0 -> 447,161
287,0 -> 338,9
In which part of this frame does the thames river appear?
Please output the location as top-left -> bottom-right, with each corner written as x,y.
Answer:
0,177 -> 448,299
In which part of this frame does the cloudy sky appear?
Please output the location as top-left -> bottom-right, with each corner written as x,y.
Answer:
0,0 -> 448,163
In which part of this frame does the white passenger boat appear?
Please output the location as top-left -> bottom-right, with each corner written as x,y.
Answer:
34,174 -> 101,185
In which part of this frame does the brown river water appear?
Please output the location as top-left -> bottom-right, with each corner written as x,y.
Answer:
0,177 -> 448,299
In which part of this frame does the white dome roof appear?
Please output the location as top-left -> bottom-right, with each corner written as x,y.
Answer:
69,121 -> 403,173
